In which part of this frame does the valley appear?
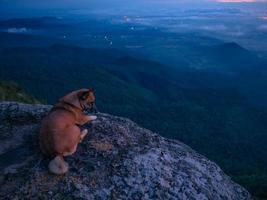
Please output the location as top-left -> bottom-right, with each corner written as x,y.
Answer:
0,15 -> 267,198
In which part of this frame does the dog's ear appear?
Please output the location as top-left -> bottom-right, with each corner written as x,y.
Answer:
79,90 -> 89,100
88,87 -> 95,93
60,89 -> 89,109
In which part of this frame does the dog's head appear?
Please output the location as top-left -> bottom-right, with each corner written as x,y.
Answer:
60,88 -> 98,113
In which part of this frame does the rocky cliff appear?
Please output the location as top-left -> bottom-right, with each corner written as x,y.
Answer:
0,102 -> 251,200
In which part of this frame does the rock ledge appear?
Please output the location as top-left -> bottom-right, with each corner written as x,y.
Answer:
0,102 -> 251,200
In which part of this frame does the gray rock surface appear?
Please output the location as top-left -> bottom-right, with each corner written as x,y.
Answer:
0,101 -> 251,200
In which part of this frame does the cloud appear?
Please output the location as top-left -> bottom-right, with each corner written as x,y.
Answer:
199,24 -> 227,31
5,27 -> 30,33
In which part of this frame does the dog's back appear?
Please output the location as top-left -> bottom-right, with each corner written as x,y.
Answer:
39,108 -> 79,156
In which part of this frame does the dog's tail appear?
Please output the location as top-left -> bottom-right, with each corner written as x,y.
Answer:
48,155 -> 69,175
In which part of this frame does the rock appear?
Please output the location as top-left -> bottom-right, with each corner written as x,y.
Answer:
0,101 -> 251,200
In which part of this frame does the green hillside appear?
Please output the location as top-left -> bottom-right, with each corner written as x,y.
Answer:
0,80 -> 40,104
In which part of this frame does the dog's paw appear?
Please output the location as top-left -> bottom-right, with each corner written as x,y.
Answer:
81,129 -> 88,135
90,115 -> 97,120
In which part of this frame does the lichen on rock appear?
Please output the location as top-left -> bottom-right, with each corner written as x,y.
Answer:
0,102 -> 251,200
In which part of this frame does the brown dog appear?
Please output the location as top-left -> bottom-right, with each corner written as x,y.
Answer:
39,88 -> 97,175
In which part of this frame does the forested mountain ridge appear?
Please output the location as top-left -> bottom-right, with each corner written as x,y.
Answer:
1,42 -> 267,198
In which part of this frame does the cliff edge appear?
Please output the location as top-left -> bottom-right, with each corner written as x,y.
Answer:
0,102 -> 251,200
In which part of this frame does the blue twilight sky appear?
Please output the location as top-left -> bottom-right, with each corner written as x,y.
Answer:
0,0 -> 266,18
1,0 -> 267,7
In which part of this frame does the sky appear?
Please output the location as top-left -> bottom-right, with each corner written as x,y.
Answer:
0,0 -> 266,18
1,0 -> 267,7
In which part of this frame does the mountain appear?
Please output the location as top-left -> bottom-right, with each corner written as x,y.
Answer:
0,102 -> 251,200
207,42 -> 263,72
212,42 -> 250,56
0,17 -> 66,29
0,32 -> 58,48
1,43 -> 267,198
0,43 -> 244,103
